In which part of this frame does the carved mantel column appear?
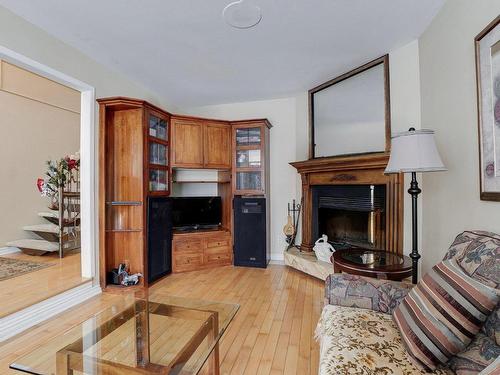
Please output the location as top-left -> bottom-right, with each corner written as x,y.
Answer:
300,173 -> 314,252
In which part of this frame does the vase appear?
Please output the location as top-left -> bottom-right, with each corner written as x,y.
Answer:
48,196 -> 59,210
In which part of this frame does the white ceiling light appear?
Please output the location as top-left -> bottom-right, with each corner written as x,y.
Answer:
223,0 -> 262,29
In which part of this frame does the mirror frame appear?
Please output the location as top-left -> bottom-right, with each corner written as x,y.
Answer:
308,54 -> 391,159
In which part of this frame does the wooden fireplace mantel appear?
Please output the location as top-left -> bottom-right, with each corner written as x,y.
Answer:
290,152 -> 404,254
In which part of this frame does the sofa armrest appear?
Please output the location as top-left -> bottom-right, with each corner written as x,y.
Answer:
325,273 -> 413,314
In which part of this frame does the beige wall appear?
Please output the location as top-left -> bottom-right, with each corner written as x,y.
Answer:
0,5 -> 179,248
419,0 -> 500,273
0,61 -> 80,245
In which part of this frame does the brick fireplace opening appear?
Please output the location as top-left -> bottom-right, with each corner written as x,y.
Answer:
312,184 -> 386,250
291,153 -> 404,255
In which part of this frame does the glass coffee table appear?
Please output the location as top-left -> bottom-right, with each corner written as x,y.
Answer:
332,248 -> 412,281
10,293 -> 239,375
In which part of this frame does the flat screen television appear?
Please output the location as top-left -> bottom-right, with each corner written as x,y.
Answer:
172,196 -> 222,230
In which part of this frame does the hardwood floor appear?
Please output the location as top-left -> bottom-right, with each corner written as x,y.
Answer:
0,264 -> 325,375
0,250 -> 88,318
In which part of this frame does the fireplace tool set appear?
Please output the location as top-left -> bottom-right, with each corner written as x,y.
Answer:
283,198 -> 302,250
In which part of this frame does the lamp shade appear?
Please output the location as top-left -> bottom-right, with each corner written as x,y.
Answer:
385,129 -> 446,174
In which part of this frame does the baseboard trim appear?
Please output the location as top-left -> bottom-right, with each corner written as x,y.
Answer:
269,259 -> 285,265
0,246 -> 21,255
270,252 -> 285,262
0,281 -> 101,342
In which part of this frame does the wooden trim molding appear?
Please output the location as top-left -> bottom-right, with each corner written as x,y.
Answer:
308,55 -> 391,159
291,152 -> 404,254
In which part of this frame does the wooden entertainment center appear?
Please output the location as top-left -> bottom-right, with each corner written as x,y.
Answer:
98,97 -> 271,291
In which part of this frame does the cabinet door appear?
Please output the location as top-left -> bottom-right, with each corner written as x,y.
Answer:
204,121 -> 231,169
232,124 -> 265,195
171,118 -> 204,168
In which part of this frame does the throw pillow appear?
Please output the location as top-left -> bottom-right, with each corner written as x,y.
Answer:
393,259 -> 499,370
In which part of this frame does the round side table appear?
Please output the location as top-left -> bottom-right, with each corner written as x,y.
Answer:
332,248 -> 412,281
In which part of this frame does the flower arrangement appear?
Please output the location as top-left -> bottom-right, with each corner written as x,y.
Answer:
37,152 -> 80,202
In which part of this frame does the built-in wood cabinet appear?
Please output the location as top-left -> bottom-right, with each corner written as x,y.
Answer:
232,119 -> 271,196
98,97 -> 171,292
172,229 -> 232,273
171,116 -> 231,169
204,121 -> 232,169
98,96 -> 273,287
171,118 -> 204,168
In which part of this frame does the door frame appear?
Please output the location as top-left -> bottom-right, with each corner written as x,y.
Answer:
0,45 -> 97,281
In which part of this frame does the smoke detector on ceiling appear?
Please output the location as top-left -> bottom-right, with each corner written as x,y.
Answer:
223,0 -> 262,29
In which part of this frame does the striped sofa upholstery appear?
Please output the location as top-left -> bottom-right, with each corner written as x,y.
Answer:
393,259 -> 499,370
318,231 -> 500,375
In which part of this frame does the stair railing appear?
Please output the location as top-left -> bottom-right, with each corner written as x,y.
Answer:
57,168 -> 80,258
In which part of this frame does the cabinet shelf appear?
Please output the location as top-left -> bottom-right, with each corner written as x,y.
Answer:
106,201 -> 142,206
105,229 -> 143,233
148,136 -> 169,145
236,145 -> 261,151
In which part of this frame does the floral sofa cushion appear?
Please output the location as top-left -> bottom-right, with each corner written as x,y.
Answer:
325,273 -> 412,314
316,304 -> 453,375
443,231 -> 500,373
443,231 -> 500,289
448,333 -> 500,375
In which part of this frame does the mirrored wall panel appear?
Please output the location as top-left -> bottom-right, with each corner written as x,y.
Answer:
310,55 -> 390,158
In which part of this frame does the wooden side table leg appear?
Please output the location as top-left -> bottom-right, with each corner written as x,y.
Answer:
56,350 -> 72,375
208,313 -> 220,375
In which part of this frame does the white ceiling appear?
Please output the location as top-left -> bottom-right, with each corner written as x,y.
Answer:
0,0 -> 445,107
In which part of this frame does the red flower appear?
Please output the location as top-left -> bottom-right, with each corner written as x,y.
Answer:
36,178 -> 45,192
68,159 -> 77,170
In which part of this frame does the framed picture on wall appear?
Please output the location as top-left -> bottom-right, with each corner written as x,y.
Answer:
476,16 -> 500,201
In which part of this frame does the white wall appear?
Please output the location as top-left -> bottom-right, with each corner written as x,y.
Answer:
185,40 -> 422,261
419,0 -> 500,273
293,40 -> 423,256
388,40 -> 423,260
0,5 -> 178,113
184,97 -> 298,261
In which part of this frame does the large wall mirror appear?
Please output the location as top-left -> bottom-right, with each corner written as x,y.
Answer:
309,55 -> 391,158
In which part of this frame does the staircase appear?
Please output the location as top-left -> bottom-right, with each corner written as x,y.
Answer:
7,191 -> 81,257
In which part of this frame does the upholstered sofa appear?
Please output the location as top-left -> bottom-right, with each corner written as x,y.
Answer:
316,231 -> 500,374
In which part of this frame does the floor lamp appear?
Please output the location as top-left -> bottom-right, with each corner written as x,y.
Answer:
385,128 -> 446,284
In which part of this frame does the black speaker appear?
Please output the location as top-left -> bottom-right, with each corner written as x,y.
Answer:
233,196 -> 268,268
147,197 -> 173,283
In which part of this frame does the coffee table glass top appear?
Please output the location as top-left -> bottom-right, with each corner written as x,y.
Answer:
10,293 -> 239,375
340,249 -> 404,268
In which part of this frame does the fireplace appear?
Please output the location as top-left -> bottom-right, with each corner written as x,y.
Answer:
290,153 -> 404,254
312,185 -> 386,250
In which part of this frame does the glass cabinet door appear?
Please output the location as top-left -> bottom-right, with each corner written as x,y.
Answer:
236,128 -> 261,146
234,125 -> 264,193
149,169 -> 168,192
148,111 -> 170,195
236,149 -> 261,168
149,115 -> 168,141
149,142 -> 168,166
236,171 -> 262,191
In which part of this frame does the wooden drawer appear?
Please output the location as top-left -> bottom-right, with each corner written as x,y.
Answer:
172,230 -> 232,273
205,245 -> 231,255
174,240 -> 203,253
173,252 -> 203,272
206,237 -> 231,249
205,252 -> 232,264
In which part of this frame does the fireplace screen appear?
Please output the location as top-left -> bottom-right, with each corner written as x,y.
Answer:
312,185 -> 386,249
